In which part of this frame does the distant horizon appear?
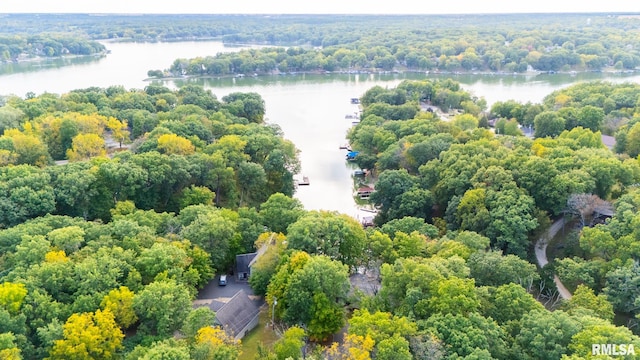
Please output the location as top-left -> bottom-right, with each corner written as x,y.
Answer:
2,0 -> 640,16
2,12 -> 640,15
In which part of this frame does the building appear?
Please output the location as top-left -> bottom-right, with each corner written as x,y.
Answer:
235,253 -> 257,282
356,185 -> 375,199
214,290 -> 261,340
194,289 -> 261,340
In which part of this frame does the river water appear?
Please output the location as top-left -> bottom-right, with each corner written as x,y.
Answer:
1,41 -> 639,218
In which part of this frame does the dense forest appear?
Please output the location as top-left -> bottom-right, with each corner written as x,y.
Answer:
3,12 -> 640,360
156,13 -> 640,76
3,13 -> 640,74
1,77 -> 640,359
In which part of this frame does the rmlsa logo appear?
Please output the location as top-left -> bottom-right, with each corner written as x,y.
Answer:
592,344 -> 636,356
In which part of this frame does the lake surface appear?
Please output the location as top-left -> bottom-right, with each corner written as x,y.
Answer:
1,41 -> 639,218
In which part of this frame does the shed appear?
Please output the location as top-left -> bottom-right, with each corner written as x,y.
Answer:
236,253 -> 257,281
214,289 -> 261,340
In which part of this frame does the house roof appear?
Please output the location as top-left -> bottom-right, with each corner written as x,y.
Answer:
214,290 -> 261,338
601,134 -> 616,149
357,186 -> 374,193
236,253 -> 257,273
193,298 -> 227,312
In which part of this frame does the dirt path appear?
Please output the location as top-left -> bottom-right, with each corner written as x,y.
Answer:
535,218 -> 573,300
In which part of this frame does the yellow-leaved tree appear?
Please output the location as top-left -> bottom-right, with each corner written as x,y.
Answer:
100,286 -> 138,329
325,333 -> 375,360
0,282 -> 28,315
66,133 -> 106,161
48,309 -> 124,360
106,117 -> 130,148
193,326 -> 241,360
156,133 -> 195,155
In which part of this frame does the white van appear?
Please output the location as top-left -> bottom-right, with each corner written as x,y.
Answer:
218,275 -> 227,286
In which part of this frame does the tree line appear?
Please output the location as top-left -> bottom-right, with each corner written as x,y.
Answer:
6,13 -> 640,74
0,35 -> 105,62
154,13 -> 640,77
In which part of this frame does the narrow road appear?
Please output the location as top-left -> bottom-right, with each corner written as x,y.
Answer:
535,218 -> 573,300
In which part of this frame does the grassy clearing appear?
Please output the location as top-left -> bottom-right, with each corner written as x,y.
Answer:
239,308 -> 280,360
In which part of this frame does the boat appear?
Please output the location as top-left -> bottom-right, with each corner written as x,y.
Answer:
297,175 -> 310,186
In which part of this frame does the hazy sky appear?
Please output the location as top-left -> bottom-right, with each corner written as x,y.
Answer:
2,0 -> 640,15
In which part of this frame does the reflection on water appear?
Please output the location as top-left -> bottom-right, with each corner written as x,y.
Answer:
0,55 -> 106,76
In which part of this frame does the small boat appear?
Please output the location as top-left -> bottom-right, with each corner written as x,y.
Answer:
297,176 -> 310,186
346,151 -> 359,161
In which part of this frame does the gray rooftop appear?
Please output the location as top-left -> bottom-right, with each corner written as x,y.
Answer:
214,289 -> 261,338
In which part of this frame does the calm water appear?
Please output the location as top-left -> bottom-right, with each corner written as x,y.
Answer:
1,41 -> 639,217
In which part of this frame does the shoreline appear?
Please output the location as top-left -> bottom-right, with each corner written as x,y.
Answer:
145,67 -> 638,82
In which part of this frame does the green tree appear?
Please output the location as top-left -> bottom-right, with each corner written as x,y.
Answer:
423,277 -> 480,317
604,262 -> 640,316
286,210 -> 366,269
534,111 -> 566,138
569,321 -> 640,358
237,161 -> 267,206
376,336 -> 412,360
576,105 -> 605,131
624,122 -> 640,157
563,284 -> 614,321
422,312 -> 508,359
0,332 -> 22,360
178,185 -> 215,209
268,254 -> 350,341
133,279 -> 192,336
484,283 -> 544,324
468,250 -> 540,287
273,326 -> 305,360
182,306 -> 217,340
249,233 -> 287,296
0,165 -> 56,228
180,210 -> 238,272
513,310 -> 581,360
369,169 -> 417,223
259,193 -> 305,234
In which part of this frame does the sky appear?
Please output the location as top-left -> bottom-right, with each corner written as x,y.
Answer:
2,0 -> 640,15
